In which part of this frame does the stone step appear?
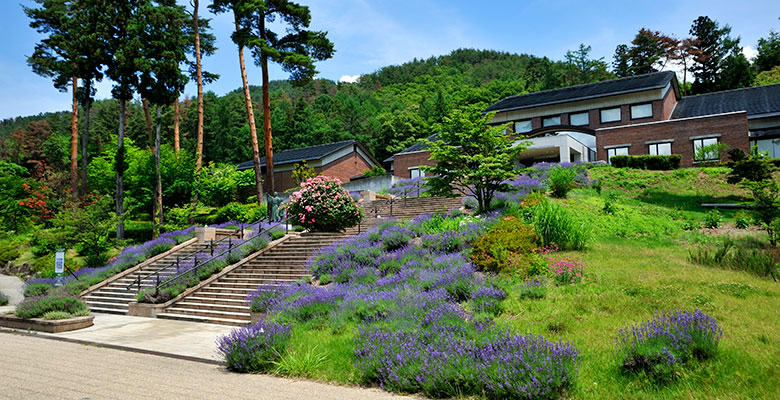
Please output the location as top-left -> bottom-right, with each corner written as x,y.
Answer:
171,301 -> 249,314
184,296 -> 248,306
156,312 -> 247,326
161,307 -> 250,321
192,291 -> 250,300
208,281 -> 301,290
84,294 -> 135,304
89,306 -> 129,315
219,275 -> 309,284
85,300 -> 129,311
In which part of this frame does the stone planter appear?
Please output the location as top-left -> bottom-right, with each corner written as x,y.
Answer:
0,313 -> 93,333
250,312 -> 265,324
127,302 -> 166,318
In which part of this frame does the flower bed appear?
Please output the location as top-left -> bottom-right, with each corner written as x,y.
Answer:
219,212 -> 580,398
23,226 -> 197,298
138,223 -> 284,303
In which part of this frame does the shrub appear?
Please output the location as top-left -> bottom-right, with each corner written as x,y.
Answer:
734,211 -> 751,229
516,277 -> 547,299
0,241 -> 20,265
0,293 -> 9,306
272,345 -> 328,378
286,176 -> 362,232
471,286 -> 507,314
471,217 -> 540,273
215,202 -> 267,224
15,293 -> 89,319
704,209 -> 722,229
24,282 -> 53,297
533,200 -> 590,250
727,154 -> 774,184
616,310 -> 723,383
610,155 -> 681,170
362,165 -> 386,178
549,256 -> 585,285
247,285 -> 281,313
380,225 -> 413,251
319,273 -> 333,285
42,311 -> 72,320
547,165 -> 579,198
217,320 -> 292,373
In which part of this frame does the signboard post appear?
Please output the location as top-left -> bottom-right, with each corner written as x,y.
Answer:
54,249 -> 65,287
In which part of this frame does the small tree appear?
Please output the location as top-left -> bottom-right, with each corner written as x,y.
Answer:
423,104 -> 528,213
291,161 -> 316,186
741,179 -> 780,246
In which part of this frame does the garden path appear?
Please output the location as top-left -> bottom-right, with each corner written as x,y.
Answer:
0,333 -> 413,399
0,273 -> 24,306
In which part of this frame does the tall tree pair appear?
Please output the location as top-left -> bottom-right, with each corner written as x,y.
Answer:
211,0 -> 334,204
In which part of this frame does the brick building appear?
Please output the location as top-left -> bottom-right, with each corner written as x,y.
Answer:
388,71 -> 780,176
237,140 -> 381,193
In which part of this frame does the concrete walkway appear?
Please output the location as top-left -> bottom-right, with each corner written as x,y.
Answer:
0,273 -> 24,307
0,333 -> 412,399
32,313 -> 236,362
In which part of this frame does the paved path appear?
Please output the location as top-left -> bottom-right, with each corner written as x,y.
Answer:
35,313 -> 235,362
0,333 -> 413,400
0,273 -> 24,306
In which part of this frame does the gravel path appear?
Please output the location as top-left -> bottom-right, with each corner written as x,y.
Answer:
0,332 -> 413,400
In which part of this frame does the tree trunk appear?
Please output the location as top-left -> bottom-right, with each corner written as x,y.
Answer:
116,98 -> 126,240
188,0 -> 204,224
259,17 -> 275,194
173,97 -> 180,156
70,76 -> 79,200
142,97 -> 153,147
153,104 -> 163,238
237,11 -> 264,205
80,80 -> 91,195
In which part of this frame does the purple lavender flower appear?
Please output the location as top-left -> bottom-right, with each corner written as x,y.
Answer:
217,320 -> 291,372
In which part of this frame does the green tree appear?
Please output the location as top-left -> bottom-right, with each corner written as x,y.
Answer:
754,30 -> 780,73
689,16 -> 746,93
136,0 -> 190,237
754,65 -> 780,86
52,196 -> 117,267
564,43 -> 611,85
628,28 -> 673,75
422,104 -> 528,213
612,44 -> 631,77
246,0 -> 335,193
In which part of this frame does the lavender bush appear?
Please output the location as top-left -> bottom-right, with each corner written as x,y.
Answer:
217,320 -> 292,372
471,285 -> 507,314
615,310 -> 723,382
388,176 -> 429,197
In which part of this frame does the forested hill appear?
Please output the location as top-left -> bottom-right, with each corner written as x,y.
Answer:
1,48 -> 610,172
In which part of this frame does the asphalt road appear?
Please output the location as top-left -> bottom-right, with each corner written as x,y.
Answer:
0,332 -> 412,400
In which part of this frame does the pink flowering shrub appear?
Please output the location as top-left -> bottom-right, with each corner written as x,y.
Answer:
549,256 -> 585,284
285,175 -> 363,232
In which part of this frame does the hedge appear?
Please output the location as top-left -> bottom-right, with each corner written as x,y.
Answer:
610,155 -> 681,170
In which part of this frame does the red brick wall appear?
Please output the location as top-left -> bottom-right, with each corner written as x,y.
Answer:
393,151 -> 436,178
595,112 -> 749,167
264,151 -> 374,193
660,87 -> 677,120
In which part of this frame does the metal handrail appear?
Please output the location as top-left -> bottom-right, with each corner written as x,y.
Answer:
125,219 -> 267,292
148,216 -> 288,294
357,197 -> 395,234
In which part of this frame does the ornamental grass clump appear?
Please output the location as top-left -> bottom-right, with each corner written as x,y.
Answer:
217,320 -> 292,373
615,310 -> 723,383
286,175 -> 363,232
533,199 -> 590,250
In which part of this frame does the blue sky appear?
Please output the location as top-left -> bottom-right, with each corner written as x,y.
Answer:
0,0 -> 777,120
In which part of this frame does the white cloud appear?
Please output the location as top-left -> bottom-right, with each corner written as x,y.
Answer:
742,45 -> 758,60
338,74 -> 361,83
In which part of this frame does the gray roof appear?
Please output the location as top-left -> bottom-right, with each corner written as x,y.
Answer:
384,133 -> 439,163
485,71 -> 677,113
237,140 -> 370,170
671,84 -> 780,120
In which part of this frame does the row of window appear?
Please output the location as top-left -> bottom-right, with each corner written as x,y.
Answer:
606,137 -> 720,162
513,103 -> 654,133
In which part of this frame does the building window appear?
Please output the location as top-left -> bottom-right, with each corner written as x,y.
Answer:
631,103 -> 653,119
606,146 -> 629,162
693,137 -> 720,161
542,116 -> 561,127
569,111 -> 589,126
514,119 -> 532,133
409,167 -> 425,179
648,142 -> 672,155
600,107 -> 621,123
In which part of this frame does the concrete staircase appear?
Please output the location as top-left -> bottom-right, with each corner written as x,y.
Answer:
82,241 -> 213,315
156,232 -> 354,326
361,196 -> 465,220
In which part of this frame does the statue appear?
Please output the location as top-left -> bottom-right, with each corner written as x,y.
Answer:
266,192 -> 283,222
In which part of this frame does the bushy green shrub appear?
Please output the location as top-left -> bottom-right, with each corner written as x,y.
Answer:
0,293 -> 9,306
15,293 -> 89,319
727,151 -> 774,184
42,311 -> 72,320
0,241 -> 20,265
547,165 -> 578,198
286,176 -> 362,232
704,209 -> 722,229
23,282 -> 52,297
734,211 -> 751,229
215,202 -> 267,224
319,274 -> 333,285
471,217 -> 539,273
610,155 -> 681,170
533,200 -> 590,250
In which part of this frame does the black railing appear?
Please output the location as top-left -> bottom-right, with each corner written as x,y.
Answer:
147,216 -> 288,295
357,197 -> 396,234
126,218 -> 277,292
